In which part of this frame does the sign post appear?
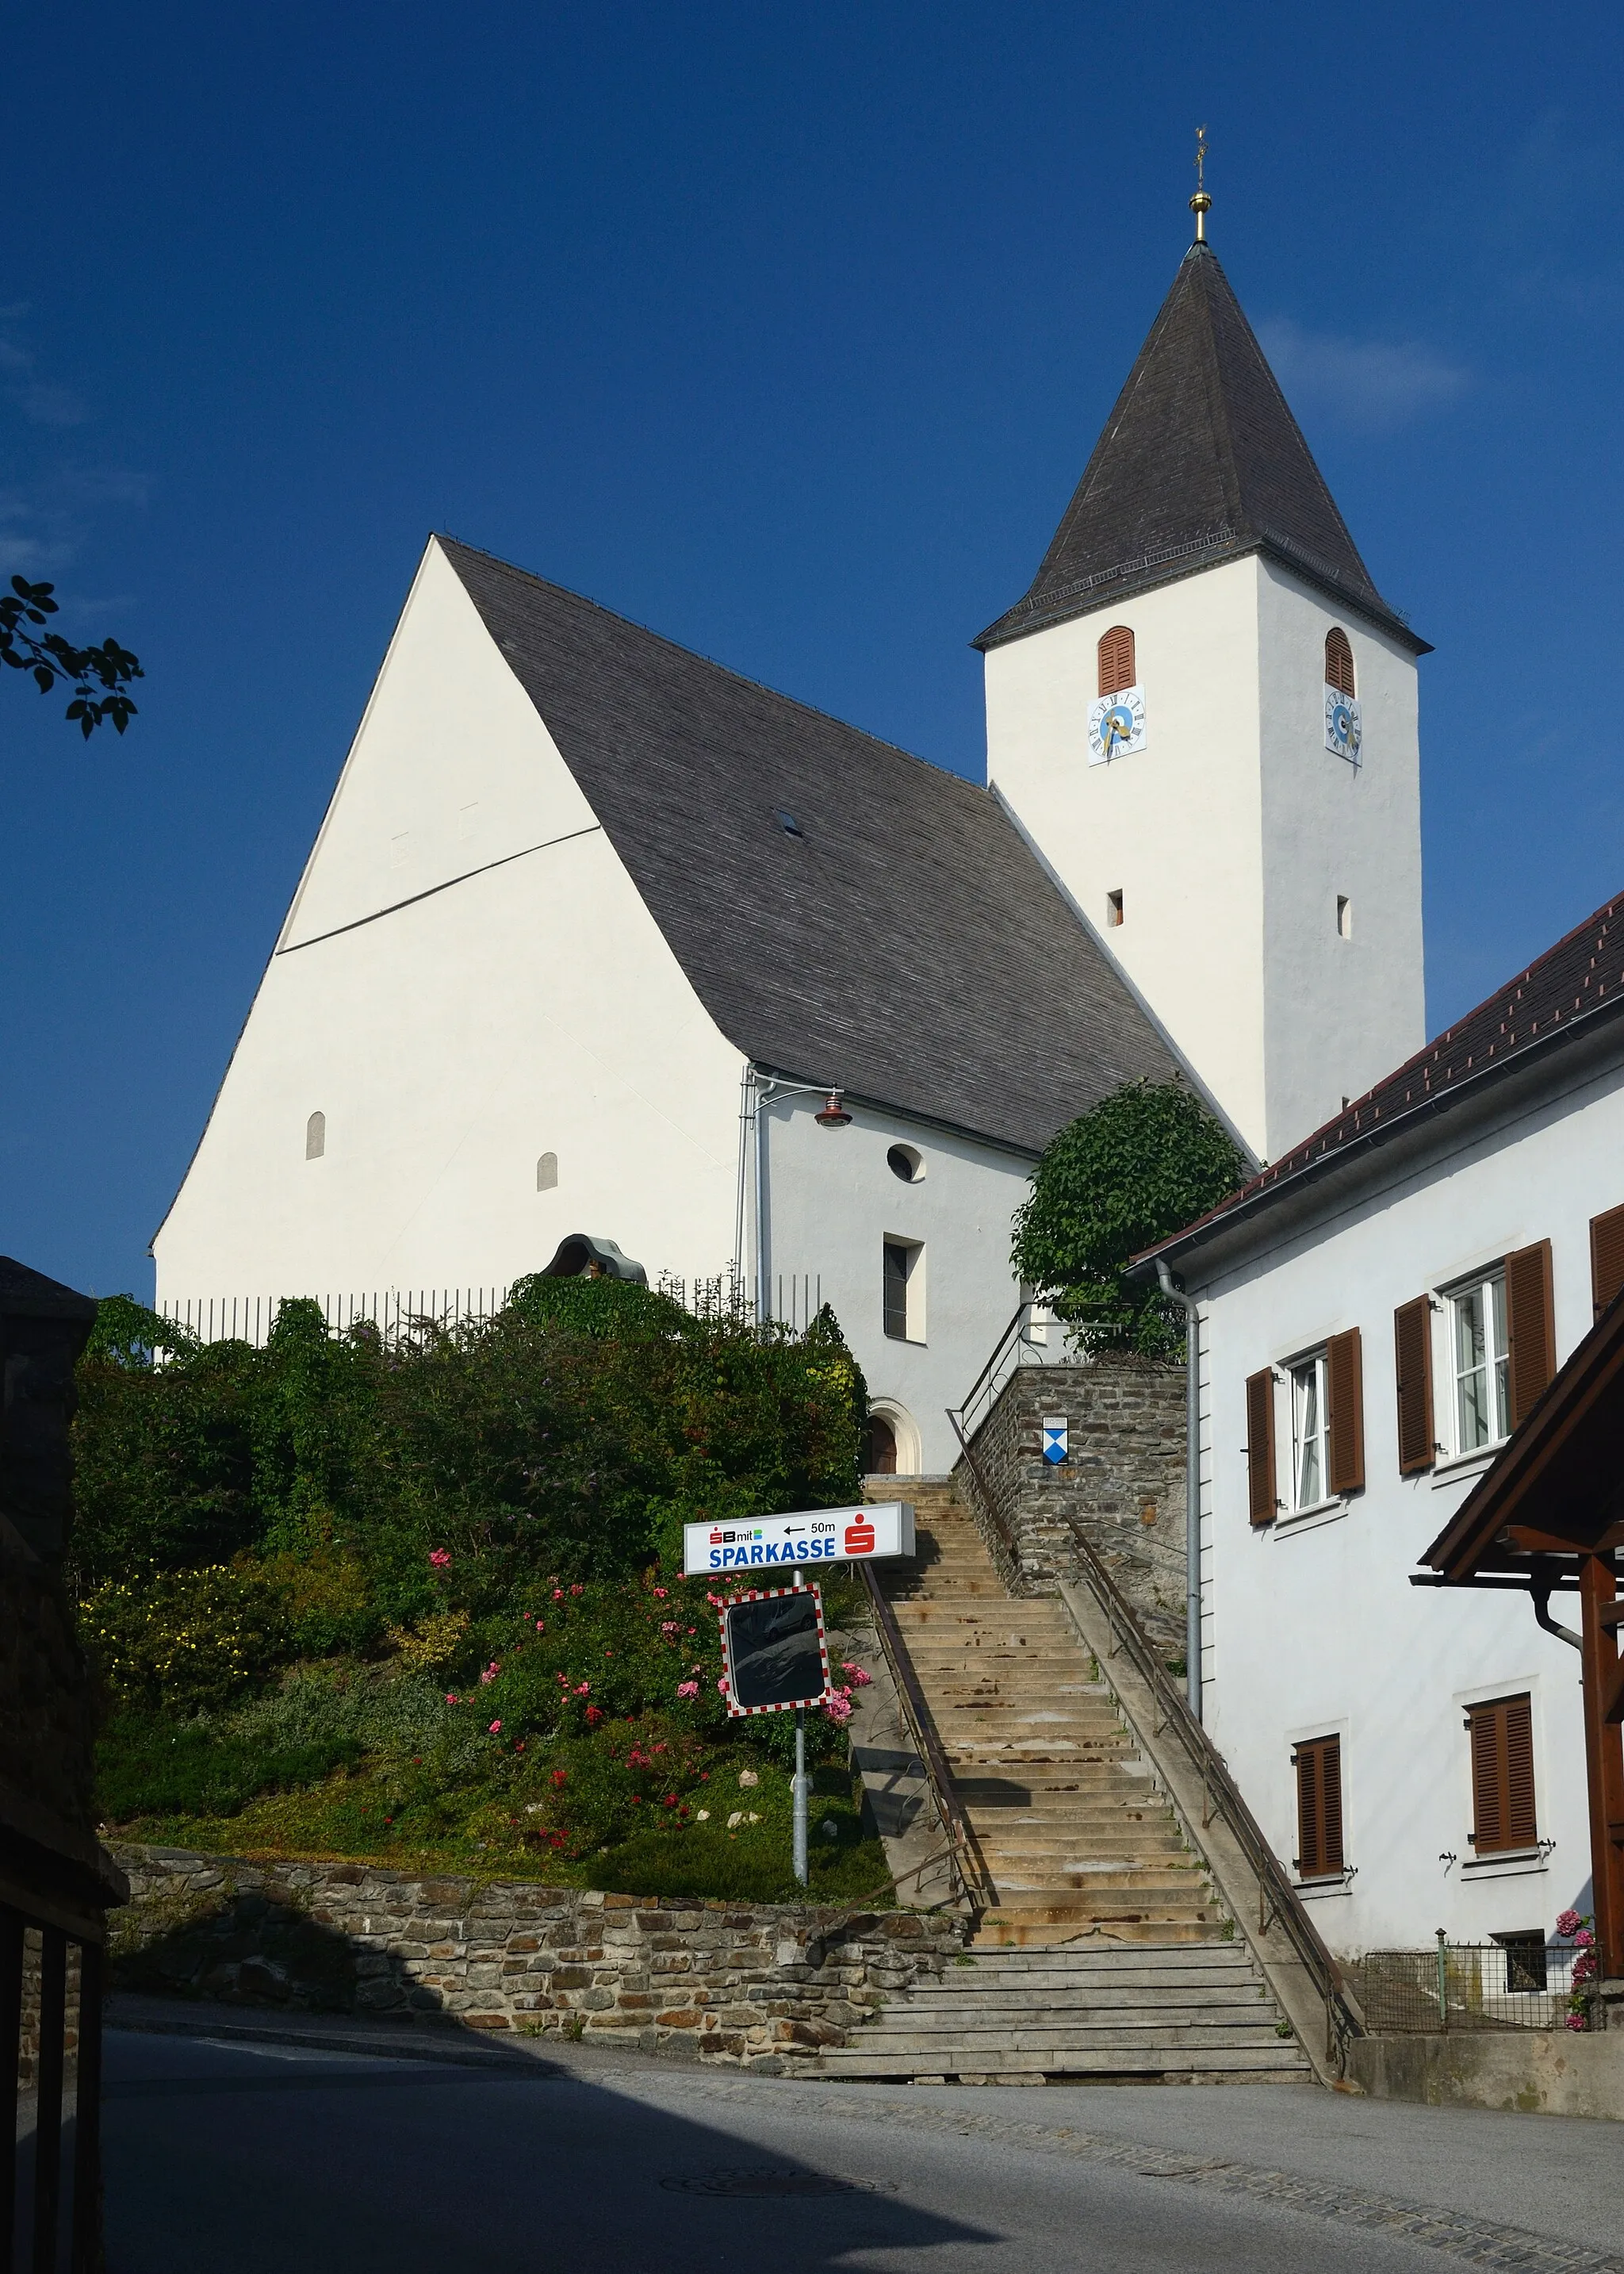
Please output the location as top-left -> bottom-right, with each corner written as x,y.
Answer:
714,1578 -> 835,1887
683,1502 -> 915,1577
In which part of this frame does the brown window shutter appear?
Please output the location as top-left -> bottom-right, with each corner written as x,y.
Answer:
1097,624 -> 1136,697
1591,1204 -> 1624,1321
1293,1735 -> 1344,1877
1505,1241 -> 1555,1428
1324,627 -> 1355,696
1245,1368 -> 1276,1525
1325,1329 -> 1365,1495
1393,1296 -> 1434,1474
1469,1694 -> 1537,1854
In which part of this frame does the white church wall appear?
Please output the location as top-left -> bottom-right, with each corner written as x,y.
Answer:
757,1096 -> 1032,1474
1186,1037 -> 1624,1954
1256,563 -> 1425,1155
984,558 -> 1269,1155
155,542 -> 744,1307
984,554 -> 1427,1165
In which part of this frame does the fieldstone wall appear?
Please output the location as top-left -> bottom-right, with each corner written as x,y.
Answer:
956,1358 -> 1187,1655
109,1844 -> 967,2071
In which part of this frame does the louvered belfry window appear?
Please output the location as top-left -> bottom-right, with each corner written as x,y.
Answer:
1293,1735 -> 1345,1878
1097,625 -> 1136,697
1468,1694 -> 1537,1854
1325,627 -> 1355,695
1591,1204 -> 1624,1321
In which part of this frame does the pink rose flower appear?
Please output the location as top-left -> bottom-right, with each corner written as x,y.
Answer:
1557,1908 -> 1583,1938
717,1676 -> 729,1693
653,1587 -> 668,1599
445,1693 -> 460,1705
488,1720 -> 502,1734
428,1547 -> 451,1569
676,1681 -> 699,1699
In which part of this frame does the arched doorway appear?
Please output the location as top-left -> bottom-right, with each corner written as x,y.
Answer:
864,1413 -> 898,1475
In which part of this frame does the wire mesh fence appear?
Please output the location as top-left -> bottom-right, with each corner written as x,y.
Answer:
1346,1938 -> 1590,2033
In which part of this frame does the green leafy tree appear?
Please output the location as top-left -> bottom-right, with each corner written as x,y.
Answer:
1012,1080 -> 1246,1357
1,575 -> 142,735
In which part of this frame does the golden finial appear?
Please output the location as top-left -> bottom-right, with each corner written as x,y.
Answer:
1189,125 -> 1212,243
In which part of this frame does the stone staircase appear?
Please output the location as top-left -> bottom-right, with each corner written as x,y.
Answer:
822,1479 -> 1310,2082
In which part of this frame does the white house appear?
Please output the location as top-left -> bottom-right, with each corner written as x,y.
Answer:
154,230 -> 1429,1470
1140,891 -> 1624,1951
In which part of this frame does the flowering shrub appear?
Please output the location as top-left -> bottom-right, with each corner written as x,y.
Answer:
82,1566 -> 287,1714
1557,1909 -> 1599,2030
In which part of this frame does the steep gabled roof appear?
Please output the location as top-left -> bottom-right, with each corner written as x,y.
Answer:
1139,889 -> 1624,1271
439,538 -> 1180,1156
976,244 -> 1427,654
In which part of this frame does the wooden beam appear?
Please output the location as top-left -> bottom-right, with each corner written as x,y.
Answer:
1504,1520 -> 1624,1554
1579,1555 -> 1624,1979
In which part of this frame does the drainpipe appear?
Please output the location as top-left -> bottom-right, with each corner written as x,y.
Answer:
1156,1256 -> 1203,1720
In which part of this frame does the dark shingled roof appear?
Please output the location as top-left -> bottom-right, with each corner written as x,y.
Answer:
1141,888 -> 1624,1266
439,537 -> 1180,1156
976,244 -> 1427,655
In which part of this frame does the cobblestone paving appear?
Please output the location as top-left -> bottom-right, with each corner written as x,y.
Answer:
607,2071 -> 1622,2272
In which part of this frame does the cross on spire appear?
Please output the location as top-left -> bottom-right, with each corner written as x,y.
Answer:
1190,126 -> 1212,243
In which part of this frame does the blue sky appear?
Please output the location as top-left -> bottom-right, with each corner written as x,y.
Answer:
6,2 -> 1623,1298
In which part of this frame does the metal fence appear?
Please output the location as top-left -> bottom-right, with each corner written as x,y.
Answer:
1347,1938 -> 1588,2033
159,1267 -> 768,1348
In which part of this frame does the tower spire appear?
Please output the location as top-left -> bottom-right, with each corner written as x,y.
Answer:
1189,125 -> 1211,244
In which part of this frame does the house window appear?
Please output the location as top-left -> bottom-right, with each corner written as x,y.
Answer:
883,1238 -> 923,1341
1467,1693 -> 1537,1855
305,1111 -> 325,1160
1290,1352 -> 1329,1509
536,1152 -> 558,1191
1097,624 -> 1136,697
1105,888 -> 1124,928
1449,1271 -> 1510,1455
1293,1734 -> 1345,1879
887,1145 -> 923,1183
1325,627 -> 1355,696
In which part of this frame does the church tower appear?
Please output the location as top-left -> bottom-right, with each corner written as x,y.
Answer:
979,215 -> 1427,1163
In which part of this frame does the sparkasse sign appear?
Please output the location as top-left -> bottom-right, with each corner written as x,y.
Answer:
682,1502 -> 915,1576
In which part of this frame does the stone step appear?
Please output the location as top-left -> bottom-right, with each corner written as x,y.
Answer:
972,1919 -> 1228,1949
815,2044 -> 1308,2079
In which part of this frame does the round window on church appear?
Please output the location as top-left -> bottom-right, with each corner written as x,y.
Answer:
887,1145 -> 923,1183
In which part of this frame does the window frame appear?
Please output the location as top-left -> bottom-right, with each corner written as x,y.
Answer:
1441,1266 -> 1511,1461
882,1237 -> 925,1344
1289,1349 -> 1331,1513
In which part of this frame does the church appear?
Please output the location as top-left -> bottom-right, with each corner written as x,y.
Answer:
154,221 -> 1428,1474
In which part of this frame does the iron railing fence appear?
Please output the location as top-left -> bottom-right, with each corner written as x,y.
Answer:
156,1268 -> 772,1350
1348,1938 -> 1589,2034
952,1299 -> 1071,1448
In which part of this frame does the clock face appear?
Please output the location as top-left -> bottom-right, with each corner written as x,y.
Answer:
1088,685 -> 1147,766
1324,687 -> 1362,764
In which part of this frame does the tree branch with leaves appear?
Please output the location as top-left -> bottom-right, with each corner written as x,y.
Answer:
1,576 -> 141,736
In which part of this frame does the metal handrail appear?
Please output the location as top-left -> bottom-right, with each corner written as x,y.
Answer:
952,1300 -> 1067,1448
858,1563 -> 998,1912
946,1410 -> 1021,1570
1060,1514 -> 1364,2065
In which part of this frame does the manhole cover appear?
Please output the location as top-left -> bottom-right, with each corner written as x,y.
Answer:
661,2169 -> 897,2198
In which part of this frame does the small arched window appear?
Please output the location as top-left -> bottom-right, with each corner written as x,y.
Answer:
305,1111 -> 325,1160
1097,624 -> 1136,697
536,1152 -> 558,1192
1325,627 -> 1355,696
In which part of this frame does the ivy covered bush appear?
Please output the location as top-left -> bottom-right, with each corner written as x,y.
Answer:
75,1279 -> 884,1900
1011,1080 -> 1247,1357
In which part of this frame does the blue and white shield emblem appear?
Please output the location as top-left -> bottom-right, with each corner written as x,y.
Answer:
1041,1415 -> 1068,1465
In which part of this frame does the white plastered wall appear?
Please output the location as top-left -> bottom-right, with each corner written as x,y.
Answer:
1186,1046 -> 1624,1953
154,540 -> 743,1303
756,1098 -> 1032,1474
1258,562 -> 1425,1152
984,556 -> 1425,1163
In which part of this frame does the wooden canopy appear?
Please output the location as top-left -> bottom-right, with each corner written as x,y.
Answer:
1422,1294 -> 1624,1979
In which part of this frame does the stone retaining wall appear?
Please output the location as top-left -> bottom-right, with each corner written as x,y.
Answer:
109,1844 -> 967,2071
956,1358 -> 1186,1653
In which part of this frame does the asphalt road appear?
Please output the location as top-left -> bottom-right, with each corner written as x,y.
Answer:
100,2024 -> 1622,2274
